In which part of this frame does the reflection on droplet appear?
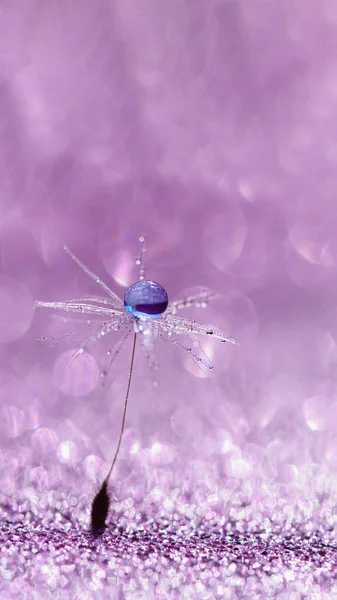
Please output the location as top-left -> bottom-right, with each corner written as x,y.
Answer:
31,427 -> 59,455
0,405 -> 25,438
52,351 -> 100,397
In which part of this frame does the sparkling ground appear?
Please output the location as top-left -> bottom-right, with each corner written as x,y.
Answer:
1,474 -> 337,599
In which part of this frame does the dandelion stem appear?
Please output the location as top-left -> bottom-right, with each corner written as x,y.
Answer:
105,331 -> 137,483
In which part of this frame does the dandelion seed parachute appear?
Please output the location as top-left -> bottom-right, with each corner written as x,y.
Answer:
35,239 -> 238,531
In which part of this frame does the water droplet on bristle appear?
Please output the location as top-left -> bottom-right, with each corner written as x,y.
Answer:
124,280 -> 169,318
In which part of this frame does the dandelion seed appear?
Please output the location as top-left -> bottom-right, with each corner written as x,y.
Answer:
35,237 -> 238,530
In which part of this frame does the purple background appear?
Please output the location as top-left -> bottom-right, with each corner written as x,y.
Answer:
1,0 -> 337,597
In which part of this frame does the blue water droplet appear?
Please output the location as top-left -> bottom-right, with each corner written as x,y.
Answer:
124,281 -> 168,319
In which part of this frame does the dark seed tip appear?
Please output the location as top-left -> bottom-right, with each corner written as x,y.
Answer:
90,479 -> 110,533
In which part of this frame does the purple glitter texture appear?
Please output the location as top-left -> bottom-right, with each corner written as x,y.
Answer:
0,0 -> 337,598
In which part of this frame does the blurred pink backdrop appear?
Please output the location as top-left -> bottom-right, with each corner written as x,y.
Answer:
1,1 -> 337,598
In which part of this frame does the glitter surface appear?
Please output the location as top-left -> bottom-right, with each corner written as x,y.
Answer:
1,1 -> 337,598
